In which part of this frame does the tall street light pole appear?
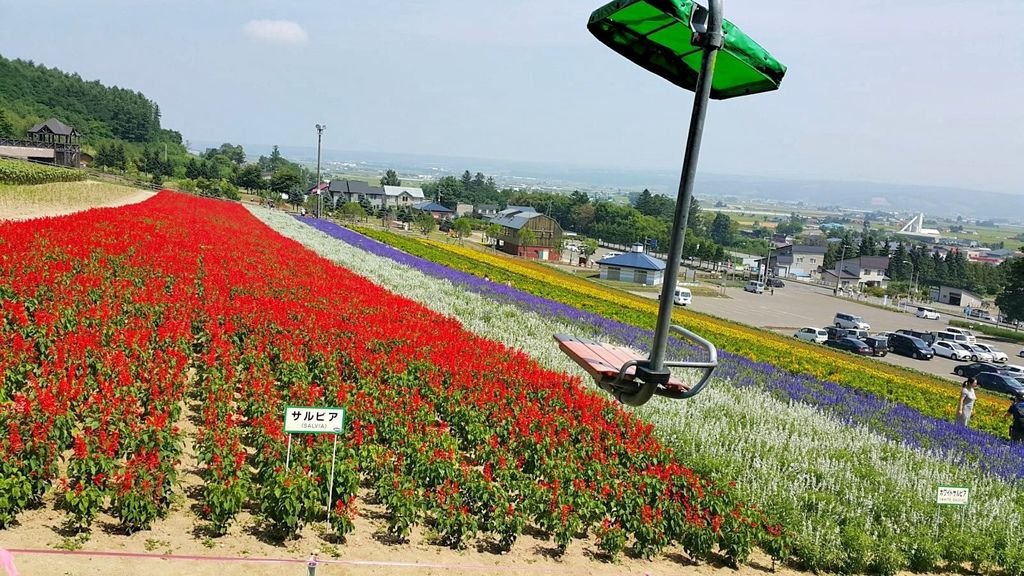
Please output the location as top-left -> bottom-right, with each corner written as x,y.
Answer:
315,124 -> 326,218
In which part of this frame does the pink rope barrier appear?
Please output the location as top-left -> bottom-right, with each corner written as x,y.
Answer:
6,547 -> 569,573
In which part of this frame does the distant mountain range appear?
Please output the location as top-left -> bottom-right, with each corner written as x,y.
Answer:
193,141 -> 1023,221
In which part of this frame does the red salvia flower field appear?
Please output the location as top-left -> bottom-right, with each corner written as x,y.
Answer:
0,192 -> 779,562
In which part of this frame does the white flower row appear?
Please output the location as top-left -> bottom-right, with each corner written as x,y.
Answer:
252,207 -> 1022,564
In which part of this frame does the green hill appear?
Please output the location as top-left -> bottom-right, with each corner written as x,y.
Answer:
0,54 -> 182,145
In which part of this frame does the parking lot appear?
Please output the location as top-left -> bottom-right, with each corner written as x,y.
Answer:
678,279 -> 1022,382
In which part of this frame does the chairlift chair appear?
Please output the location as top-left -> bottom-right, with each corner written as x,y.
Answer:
556,0 -> 786,406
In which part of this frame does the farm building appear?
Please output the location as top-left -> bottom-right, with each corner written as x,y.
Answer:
822,256 -> 890,289
936,286 -> 985,308
328,179 -> 383,208
413,201 -> 454,220
597,244 -> 665,286
382,185 -> 425,208
757,244 -> 827,280
489,206 -> 562,261
0,118 -> 81,167
475,204 -> 500,218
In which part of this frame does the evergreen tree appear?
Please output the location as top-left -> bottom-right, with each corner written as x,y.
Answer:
380,169 -> 401,186
858,234 -> 877,257
709,212 -> 734,246
887,243 -> 911,282
930,251 -> 947,287
996,255 -> 1024,323
0,109 -> 14,138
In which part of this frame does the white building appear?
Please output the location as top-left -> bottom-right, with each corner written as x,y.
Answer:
382,185 -> 425,208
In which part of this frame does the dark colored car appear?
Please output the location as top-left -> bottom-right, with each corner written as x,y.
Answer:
974,372 -> 1024,396
768,278 -> 785,288
824,337 -> 872,356
896,328 -> 936,346
953,362 -> 1004,378
826,326 -> 869,341
888,333 -> 934,360
862,335 -> 889,357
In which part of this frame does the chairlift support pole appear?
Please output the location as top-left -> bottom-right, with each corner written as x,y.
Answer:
619,0 -> 723,406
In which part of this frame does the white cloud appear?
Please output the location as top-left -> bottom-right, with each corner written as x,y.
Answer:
243,19 -> 308,45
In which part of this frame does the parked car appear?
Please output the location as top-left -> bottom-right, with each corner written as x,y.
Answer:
672,287 -> 692,306
972,343 -> 1008,363
959,343 -> 994,363
768,278 -> 785,288
915,306 -> 940,320
794,327 -> 829,344
968,308 -> 994,321
824,337 -> 873,356
888,333 -> 934,360
896,328 -> 936,345
744,280 -> 765,294
934,331 -> 972,347
931,341 -> 971,361
1019,348 -> 1024,358
834,312 -> 870,330
862,335 -> 889,357
827,326 -> 869,341
953,362 -> 1004,378
944,327 -> 977,344
1002,364 -> 1024,376
974,372 -> 1024,396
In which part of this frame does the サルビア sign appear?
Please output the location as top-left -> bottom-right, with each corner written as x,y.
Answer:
284,406 -> 345,434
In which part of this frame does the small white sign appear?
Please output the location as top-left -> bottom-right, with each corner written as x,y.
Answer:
284,406 -> 345,434
936,486 -> 970,505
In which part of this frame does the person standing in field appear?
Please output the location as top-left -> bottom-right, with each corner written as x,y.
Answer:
956,377 -> 977,426
1009,391 -> 1024,443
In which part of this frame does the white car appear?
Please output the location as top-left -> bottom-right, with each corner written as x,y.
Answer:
915,307 -> 940,320
960,343 -> 994,363
931,341 -> 971,361
1019,348 -> 1024,358
944,327 -> 976,344
1003,364 -> 1024,376
794,327 -> 829,344
972,343 -> 1008,363
834,312 -> 870,331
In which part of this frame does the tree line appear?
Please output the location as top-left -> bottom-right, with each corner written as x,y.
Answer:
0,55 -> 189,179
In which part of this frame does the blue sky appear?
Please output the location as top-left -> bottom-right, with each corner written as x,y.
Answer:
1,0 -> 1022,193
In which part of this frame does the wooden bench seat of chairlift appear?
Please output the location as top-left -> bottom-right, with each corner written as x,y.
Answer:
554,334 -> 688,392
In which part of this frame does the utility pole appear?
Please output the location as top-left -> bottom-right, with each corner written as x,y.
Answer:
834,243 -> 847,295
315,124 -> 326,218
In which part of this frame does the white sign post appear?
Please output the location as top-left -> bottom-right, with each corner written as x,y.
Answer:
283,406 -> 346,521
936,486 -> 970,506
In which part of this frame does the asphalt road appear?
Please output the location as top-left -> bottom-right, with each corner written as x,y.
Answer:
679,280 -> 1023,382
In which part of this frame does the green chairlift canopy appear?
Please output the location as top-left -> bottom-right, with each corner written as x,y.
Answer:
588,0 -> 786,99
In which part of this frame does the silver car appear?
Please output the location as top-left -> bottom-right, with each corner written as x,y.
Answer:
972,343 -> 1008,363
961,343 -> 994,363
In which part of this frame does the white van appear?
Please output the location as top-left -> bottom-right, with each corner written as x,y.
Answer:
934,331 -> 970,346
744,281 -> 765,294
944,327 -> 976,344
915,307 -> 940,320
672,287 -> 693,306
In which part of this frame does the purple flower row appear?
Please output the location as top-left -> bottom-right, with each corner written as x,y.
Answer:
297,216 -> 1024,480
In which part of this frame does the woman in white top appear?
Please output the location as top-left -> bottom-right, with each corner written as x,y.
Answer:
956,377 -> 977,426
